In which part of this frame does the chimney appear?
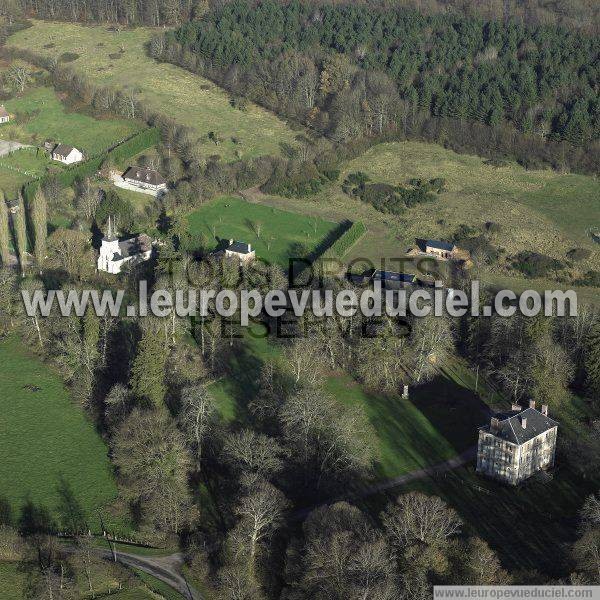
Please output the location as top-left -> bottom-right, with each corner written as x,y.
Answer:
521,416 -> 527,429
247,243 -> 251,252
511,403 -> 521,412
541,404 -> 548,416
229,239 -> 234,246
529,400 -> 536,409
491,417 -> 499,433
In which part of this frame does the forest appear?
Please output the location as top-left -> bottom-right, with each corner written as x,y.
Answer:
153,0 -> 600,175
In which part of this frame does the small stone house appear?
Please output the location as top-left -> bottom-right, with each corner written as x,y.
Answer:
0,106 -> 10,124
476,402 -> 558,485
424,239 -> 456,260
51,144 -> 84,165
122,166 -> 167,191
224,240 -> 255,263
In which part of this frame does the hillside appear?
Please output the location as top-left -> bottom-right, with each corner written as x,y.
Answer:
7,20 -> 299,161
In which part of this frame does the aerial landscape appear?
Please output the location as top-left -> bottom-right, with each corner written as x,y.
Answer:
0,0 -> 598,598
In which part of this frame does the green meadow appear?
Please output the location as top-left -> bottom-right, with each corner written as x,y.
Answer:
187,196 -> 340,267
3,86 -> 142,156
0,335 -> 118,530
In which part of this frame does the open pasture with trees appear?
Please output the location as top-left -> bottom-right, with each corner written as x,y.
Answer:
3,86 -> 142,156
257,140 -> 600,277
208,332 -> 489,482
187,196 -> 341,267
0,335 -> 118,530
7,21 -> 300,161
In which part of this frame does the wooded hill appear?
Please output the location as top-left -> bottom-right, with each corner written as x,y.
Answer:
158,0 -> 600,174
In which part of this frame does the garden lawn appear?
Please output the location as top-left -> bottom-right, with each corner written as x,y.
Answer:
0,335 -> 118,529
8,21 -> 299,161
187,196 -> 340,267
3,86 -> 142,156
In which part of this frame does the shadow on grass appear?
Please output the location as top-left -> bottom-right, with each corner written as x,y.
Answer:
409,372 -> 492,454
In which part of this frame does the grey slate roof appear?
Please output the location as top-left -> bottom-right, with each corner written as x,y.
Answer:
0,105 -> 9,118
481,407 -> 558,445
228,240 -> 252,254
123,166 -> 166,186
52,143 -> 76,156
426,239 -> 455,252
111,234 -> 152,261
373,270 -> 416,284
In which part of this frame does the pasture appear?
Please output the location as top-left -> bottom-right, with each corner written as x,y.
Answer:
187,196 -> 340,267
3,86 -> 142,156
8,21 -> 299,161
0,335 -> 118,530
249,141 -> 600,276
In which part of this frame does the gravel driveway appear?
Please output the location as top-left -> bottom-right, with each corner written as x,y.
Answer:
0,140 -> 31,156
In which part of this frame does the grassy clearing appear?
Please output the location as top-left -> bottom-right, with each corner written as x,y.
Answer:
3,86 -> 142,156
339,141 -> 600,268
0,335 -> 118,530
246,141 -> 600,290
8,21 -> 299,161
187,196 -> 340,267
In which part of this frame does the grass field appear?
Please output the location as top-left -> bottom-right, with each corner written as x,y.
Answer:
187,196 -> 340,267
3,86 -> 142,156
0,562 -> 22,600
0,335 -> 118,530
8,21 -> 299,161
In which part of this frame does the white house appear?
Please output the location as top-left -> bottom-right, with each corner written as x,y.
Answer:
51,144 -> 84,165
224,239 -> 255,263
97,217 -> 152,274
122,166 -> 167,191
0,106 -> 10,124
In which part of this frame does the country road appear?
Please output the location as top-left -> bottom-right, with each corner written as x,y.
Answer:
293,445 -> 477,520
65,546 -> 203,600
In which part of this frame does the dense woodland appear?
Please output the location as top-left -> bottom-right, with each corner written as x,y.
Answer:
154,0 -> 600,175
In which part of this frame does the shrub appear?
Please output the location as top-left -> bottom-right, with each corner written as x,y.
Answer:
566,248 -> 592,261
58,52 -> 80,63
575,270 -> 600,287
511,251 -> 565,278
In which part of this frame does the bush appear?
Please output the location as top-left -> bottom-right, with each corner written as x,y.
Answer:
575,270 -> 600,287
511,251 -> 565,278
58,52 -> 80,62
566,248 -> 592,261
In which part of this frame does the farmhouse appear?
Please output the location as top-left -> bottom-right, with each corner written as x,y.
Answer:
51,144 -> 84,164
372,270 -> 416,289
476,402 -> 558,485
122,166 -> 167,191
97,218 -> 152,274
425,239 -> 456,259
216,239 -> 256,263
0,105 -> 10,124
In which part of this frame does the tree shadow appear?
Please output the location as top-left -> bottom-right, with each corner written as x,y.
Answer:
55,476 -> 87,534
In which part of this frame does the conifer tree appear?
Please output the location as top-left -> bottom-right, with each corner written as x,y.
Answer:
13,193 -> 28,274
0,191 -> 10,266
129,325 -> 168,407
31,186 -> 47,270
